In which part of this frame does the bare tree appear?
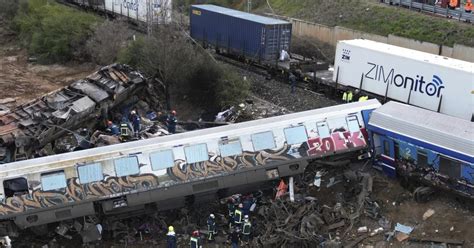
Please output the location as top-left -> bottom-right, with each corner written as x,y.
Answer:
86,19 -> 133,65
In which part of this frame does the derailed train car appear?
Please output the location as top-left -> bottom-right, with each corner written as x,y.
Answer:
367,101 -> 474,201
0,64 -> 145,163
0,100 -> 381,237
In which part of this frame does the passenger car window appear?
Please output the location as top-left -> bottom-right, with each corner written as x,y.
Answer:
251,131 -> 276,151
41,171 -> 67,191
77,163 -> 103,184
114,156 -> 140,177
219,139 -> 243,157
184,143 -> 209,163
316,122 -> 330,138
284,125 -> 308,145
346,115 -> 360,133
150,150 -> 175,170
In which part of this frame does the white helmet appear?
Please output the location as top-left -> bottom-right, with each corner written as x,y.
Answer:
131,110 -> 136,115
210,214 -> 215,218
244,215 -> 249,220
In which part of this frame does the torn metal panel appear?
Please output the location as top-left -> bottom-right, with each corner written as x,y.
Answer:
70,80 -> 109,102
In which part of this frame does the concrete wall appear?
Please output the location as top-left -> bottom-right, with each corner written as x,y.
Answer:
452,44 -> 474,62
335,26 -> 388,44
280,15 -> 474,62
387,34 -> 440,55
290,19 -> 334,44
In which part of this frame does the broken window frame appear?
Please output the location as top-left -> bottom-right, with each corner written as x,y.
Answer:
251,131 -> 276,151
114,156 -> 140,177
184,143 -> 209,164
2,177 -> 29,198
41,171 -> 67,191
77,162 -> 104,184
283,125 -> 308,145
438,155 -> 462,179
150,149 -> 175,171
218,138 -> 243,157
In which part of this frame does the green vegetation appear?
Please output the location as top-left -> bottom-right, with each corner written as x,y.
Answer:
14,0 -> 101,63
0,0 -> 19,20
179,0 -> 474,47
118,29 -> 249,109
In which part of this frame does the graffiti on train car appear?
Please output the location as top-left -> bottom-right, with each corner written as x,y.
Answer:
0,174 -> 159,216
304,129 -> 367,157
168,143 -> 293,181
0,128 -> 367,216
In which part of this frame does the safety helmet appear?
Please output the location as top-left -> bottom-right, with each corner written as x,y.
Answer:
168,226 -> 174,232
238,203 -> 243,208
210,214 -> 215,219
244,215 -> 249,220
171,110 -> 176,115
192,230 -> 199,237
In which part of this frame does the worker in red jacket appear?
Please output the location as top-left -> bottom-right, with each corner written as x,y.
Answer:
449,0 -> 458,9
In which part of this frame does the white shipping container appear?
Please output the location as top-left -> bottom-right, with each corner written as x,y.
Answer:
333,39 -> 474,121
104,0 -> 172,24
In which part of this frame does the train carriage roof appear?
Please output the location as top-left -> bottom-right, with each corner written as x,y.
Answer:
368,101 -> 474,160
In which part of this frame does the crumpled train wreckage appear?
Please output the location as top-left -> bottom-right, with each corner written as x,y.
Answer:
0,64 -> 145,163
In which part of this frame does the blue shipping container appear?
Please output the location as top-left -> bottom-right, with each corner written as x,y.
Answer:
190,5 -> 292,62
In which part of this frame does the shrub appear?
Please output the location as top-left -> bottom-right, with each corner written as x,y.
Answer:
14,0 -> 101,63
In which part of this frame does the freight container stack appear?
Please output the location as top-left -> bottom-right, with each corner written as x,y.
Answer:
190,5 -> 292,63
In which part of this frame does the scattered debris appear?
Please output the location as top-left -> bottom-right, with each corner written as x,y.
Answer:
423,208 -> 435,220
394,223 -> 414,234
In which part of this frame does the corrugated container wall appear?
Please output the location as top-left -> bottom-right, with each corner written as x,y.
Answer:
190,5 -> 292,62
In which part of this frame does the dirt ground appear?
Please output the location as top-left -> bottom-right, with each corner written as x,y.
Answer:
0,19 -> 97,108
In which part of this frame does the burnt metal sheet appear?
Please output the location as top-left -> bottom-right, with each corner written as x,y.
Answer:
71,96 -> 95,113
71,80 -> 109,102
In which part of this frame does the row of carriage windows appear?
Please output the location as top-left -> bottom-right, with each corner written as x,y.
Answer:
382,140 -> 463,179
3,116 -> 362,195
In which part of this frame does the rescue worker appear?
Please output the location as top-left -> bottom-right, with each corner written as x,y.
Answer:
465,0 -> 472,13
242,215 -> 252,245
358,95 -> 369,102
207,214 -> 217,242
106,120 -> 120,135
129,110 -> 141,137
190,230 -> 202,248
166,226 -> 177,248
166,110 -> 178,134
228,228 -> 240,248
342,91 -> 348,102
449,0 -> 458,9
119,116 -> 132,141
289,72 -> 296,94
228,198 -> 236,228
233,203 -> 243,229
347,91 -> 353,102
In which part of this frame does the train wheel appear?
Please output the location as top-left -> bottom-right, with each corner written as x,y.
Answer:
413,186 -> 436,203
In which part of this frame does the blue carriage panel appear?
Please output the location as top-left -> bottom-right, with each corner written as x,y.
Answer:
461,164 -> 474,184
427,151 -> 440,171
399,141 -> 417,162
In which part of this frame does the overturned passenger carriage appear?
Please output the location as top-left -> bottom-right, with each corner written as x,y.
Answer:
0,64 -> 145,163
0,100 -> 381,237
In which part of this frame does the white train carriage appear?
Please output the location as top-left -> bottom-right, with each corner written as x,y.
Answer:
67,0 -> 172,24
0,100 -> 380,235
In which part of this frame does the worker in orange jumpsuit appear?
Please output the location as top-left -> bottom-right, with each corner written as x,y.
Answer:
448,0 -> 459,10
465,0 -> 472,13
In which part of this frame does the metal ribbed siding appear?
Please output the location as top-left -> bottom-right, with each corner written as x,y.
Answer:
190,5 -> 292,62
